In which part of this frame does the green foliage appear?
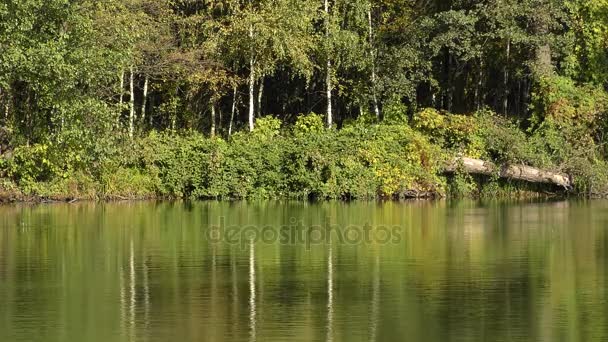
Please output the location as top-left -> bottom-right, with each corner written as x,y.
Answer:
251,117 -> 282,139
101,167 -> 158,199
564,0 -> 608,85
284,118 -> 443,199
293,113 -> 325,136
475,110 -> 540,165
412,108 -> 445,134
412,108 -> 485,158
532,76 -> 608,128
529,76 -> 608,193
448,172 -> 477,199
381,97 -> 410,124
7,144 -> 61,184
98,119 -> 443,201
3,0 -> 608,201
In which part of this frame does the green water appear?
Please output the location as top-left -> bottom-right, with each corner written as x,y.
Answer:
1,200 -> 608,341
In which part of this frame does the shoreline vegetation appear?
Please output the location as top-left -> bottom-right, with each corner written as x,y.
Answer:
1,109 -> 606,204
2,1 -> 608,203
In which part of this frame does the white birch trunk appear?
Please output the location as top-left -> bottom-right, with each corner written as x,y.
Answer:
229,86 -> 237,136
129,66 -> 135,139
119,70 -> 124,107
248,24 -> 255,132
503,39 -> 510,115
368,5 -> 380,120
141,75 -> 149,124
326,60 -> 333,128
324,0 -> 333,128
118,70 -> 124,128
257,79 -> 264,117
210,103 -> 216,137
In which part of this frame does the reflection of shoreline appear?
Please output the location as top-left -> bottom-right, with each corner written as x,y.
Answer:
129,240 -> 136,342
249,240 -> 256,342
369,254 -> 380,342
231,249 -> 238,339
326,243 -> 333,342
2,200 -> 606,342
143,249 -> 150,338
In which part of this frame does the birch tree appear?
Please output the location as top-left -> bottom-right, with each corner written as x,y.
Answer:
317,0 -> 373,126
129,66 -> 135,138
368,2 -> 380,120
324,0 -> 334,128
216,0 -> 316,131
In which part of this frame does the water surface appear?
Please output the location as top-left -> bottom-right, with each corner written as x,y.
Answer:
1,200 -> 608,341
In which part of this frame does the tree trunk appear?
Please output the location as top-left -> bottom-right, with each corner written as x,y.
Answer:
503,39 -> 510,115
218,107 -> 223,133
444,51 -> 453,112
326,60 -> 333,128
149,94 -> 154,127
445,157 -> 572,189
257,78 -> 264,117
325,0 -> 333,128
368,5 -> 380,120
210,103 -> 216,137
248,25 -> 255,132
532,4 -> 554,78
2,88 -> 9,124
118,70 -> 124,128
516,80 -> 522,118
229,86 -> 237,136
523,79 -> 530,116
535,44 -> 553,77
119,70 -> 124,107
129,66 -> 135,139
141,75 -> 149,125
475,58 -> 483,111
171,84 -> 177,131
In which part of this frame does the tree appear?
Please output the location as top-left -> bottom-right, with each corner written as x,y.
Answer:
565,0 -> 608,86
215,0 -> 316,131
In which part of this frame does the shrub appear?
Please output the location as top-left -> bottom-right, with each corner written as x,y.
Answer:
413,108 -> 485,158
293,113 -> 325,137
101,167 -> 158,199
7,144 -> 61,184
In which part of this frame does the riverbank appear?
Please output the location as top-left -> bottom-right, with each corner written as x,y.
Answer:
1,109 -> 603,203
0,182 -> 572,204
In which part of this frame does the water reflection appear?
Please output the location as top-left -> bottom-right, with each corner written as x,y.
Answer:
369,253 -> 379,342
326,242 -> 333,342
129,239 -> 135,342
249,240 -> 256,342
0,200 -> 607,341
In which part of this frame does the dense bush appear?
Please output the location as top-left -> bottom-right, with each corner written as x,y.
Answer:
530,76 -> 608,194
411,85 -> 608,197
2,95 -> 608,201
0,113 -> 447,200
122,115 -> 444,200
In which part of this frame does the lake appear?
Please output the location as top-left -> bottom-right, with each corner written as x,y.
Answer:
1,200 -> 608,341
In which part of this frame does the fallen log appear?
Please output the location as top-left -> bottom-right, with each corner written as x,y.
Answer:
445,157 -> 572,190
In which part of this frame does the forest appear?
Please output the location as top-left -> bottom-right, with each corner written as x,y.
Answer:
1,0 -> 608,200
